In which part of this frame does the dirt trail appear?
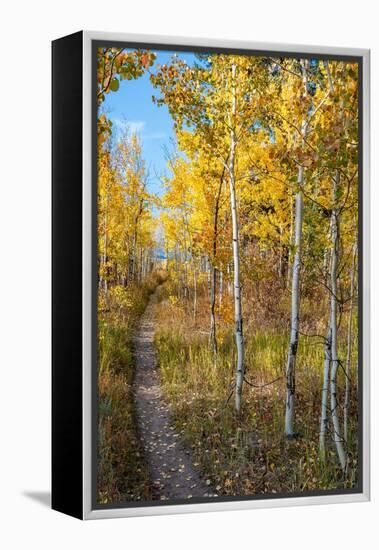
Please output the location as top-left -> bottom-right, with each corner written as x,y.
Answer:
133,289 -> 210,501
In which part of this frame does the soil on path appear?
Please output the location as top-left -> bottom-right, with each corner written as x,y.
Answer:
133,289 -> 210,501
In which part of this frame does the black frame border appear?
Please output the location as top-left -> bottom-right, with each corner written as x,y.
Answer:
52,30 -> 84,519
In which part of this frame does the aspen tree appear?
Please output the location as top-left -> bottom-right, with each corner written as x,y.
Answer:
284,59 -> 309,437
344,240 -> 357,445
228,63 -> 244,413
329,172 -> 347,471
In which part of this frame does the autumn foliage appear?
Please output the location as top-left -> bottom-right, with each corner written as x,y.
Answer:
97,47 -> 359,503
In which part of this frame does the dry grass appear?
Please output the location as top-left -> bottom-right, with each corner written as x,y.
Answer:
154,278 -> 359,497
97,272 -> 166,504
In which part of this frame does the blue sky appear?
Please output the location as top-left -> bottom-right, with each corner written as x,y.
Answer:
100,49 -> 196,198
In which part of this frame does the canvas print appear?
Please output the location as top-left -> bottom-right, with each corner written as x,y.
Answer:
95,44 -> 360,506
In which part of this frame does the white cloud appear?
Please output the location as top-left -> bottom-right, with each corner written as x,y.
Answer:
112,119 -> 167,141
113,119 -> 146,134
128,120 -> 146,133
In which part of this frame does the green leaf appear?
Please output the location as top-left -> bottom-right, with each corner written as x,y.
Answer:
109,78 -> 120,92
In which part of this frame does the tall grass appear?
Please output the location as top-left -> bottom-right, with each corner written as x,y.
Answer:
97,272 -> 166,504
154,282 -> 359,496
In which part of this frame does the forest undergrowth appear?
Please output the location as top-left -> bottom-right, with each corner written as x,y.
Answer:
154,278 -> 358,496
97,272 -> 166,504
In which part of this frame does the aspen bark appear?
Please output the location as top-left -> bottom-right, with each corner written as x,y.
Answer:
211,265 -> 217,354
138,246 -> 143,282
129,229 -> 137,282
208,171 -> 224,357
286,195 -> 294,289
228,63 -> 244,414
285,176 -> 303,436
284,61 -> 308,437
344,241 -> 357,446
319,324 -> 331,461
329,172 -> 347,471
285,59 -> 308,437
207,258 -> 217,355
320,231 -> 333,460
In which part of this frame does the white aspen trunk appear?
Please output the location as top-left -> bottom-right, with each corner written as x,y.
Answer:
207,257 -> 211,290
323,217 -> 333,284
138,246 -> 143,282
207,258 -> 217,354
319,323 -> 331,461
344,241 -> 357,446
319,235 -> 333,460
285,175 -> 303,436
330,172 -> 347,471
286,194 -> 294,289
323,249 -> 329,282
129,229 -> 137,283
285,59 -> 308,437
141,251 -> 146,279
228,63 -> 244,414
211,265 -> 217,355
209,172 -> 223,356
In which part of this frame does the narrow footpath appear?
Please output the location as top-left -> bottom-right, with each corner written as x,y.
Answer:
133,289 -> 210,500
